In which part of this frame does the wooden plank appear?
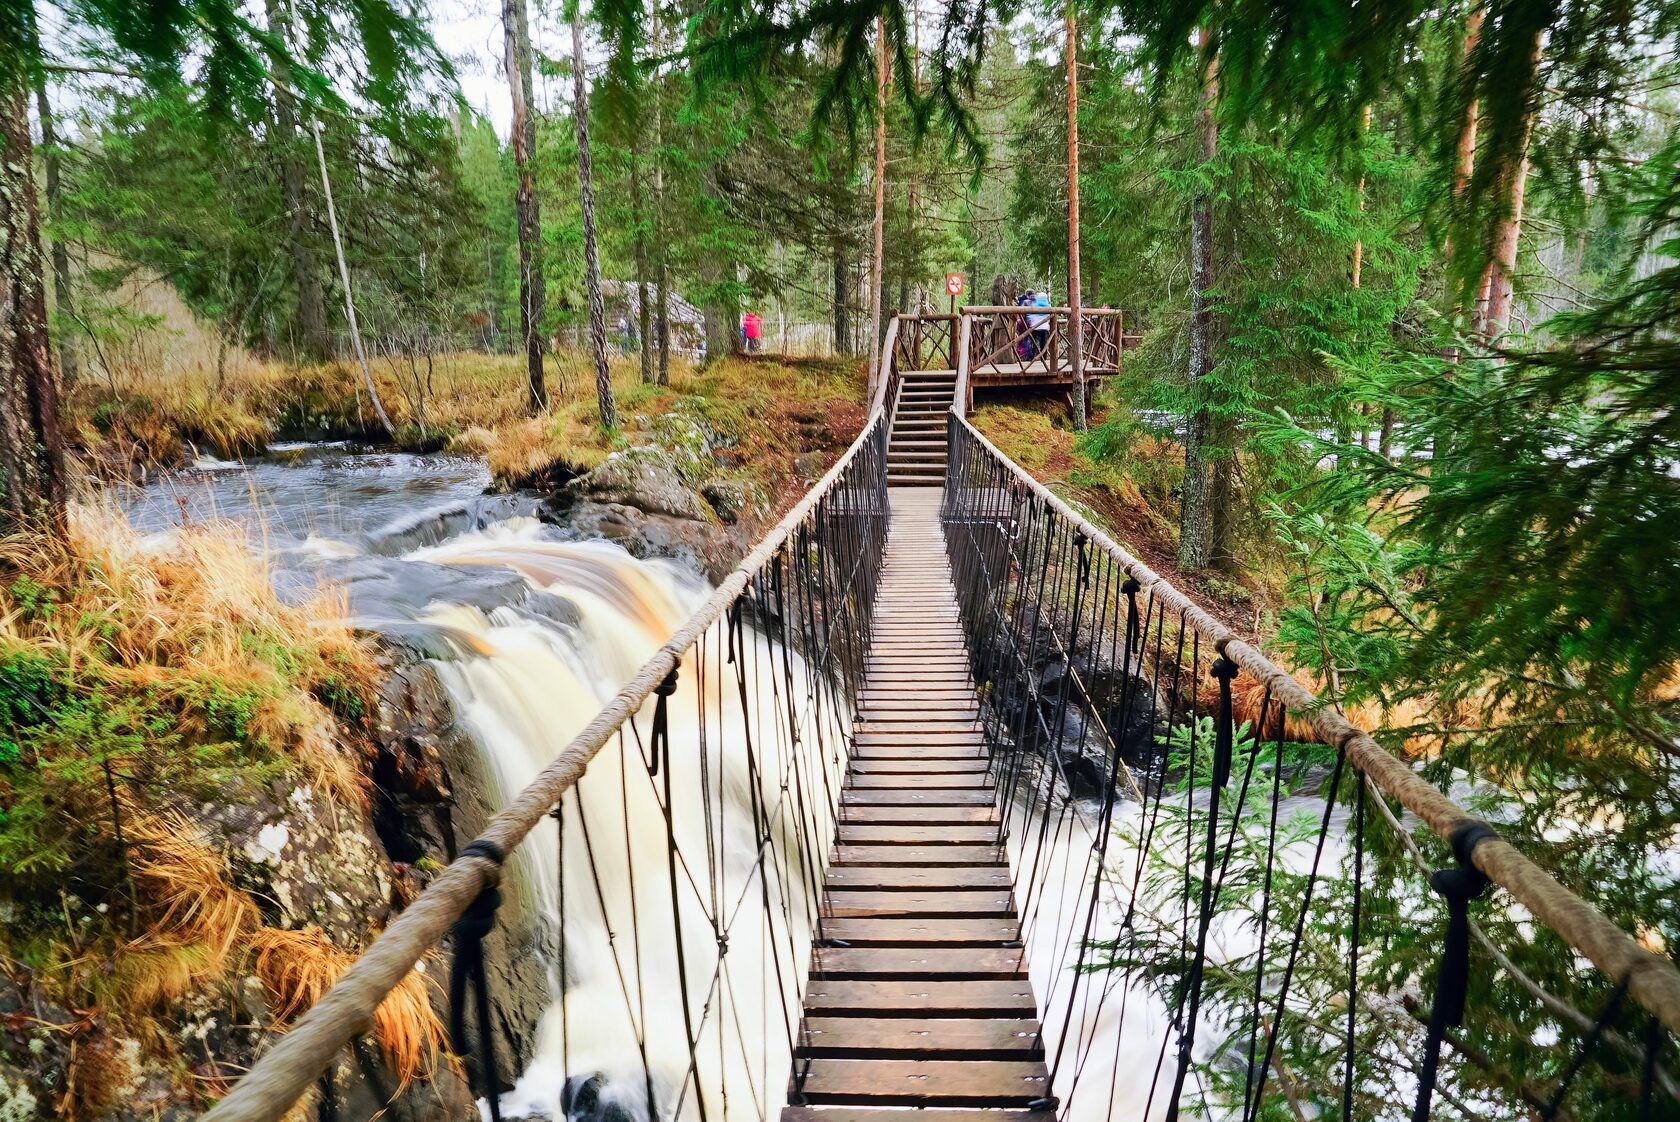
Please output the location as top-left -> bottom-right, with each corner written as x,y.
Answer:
841,791 -> 995,808
837,806 -> 998,825
849,759 -> 989,774
846,773 -> 990,789
821,866 -> 1011,890
837,824 -> 1000,844
793,1059 -> 1050,1106
798,1017 -> 1042,1058
801,979 -> 1036,1016
823,890 -> 1013,917
810,945 -> 1028,979
783,1107 -> 1051,1122
819,917 -> 1021,945
832,844 -> 1004,867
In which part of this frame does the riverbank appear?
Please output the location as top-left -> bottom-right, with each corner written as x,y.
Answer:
67,348 -> 864,512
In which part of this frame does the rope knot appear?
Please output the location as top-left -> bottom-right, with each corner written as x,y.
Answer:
1211,658 -> 1239,788
650,668 -> 679,776
450,839 -> 508,1122
1121,577 -> 1142,653
1411,820 -> 1497,1122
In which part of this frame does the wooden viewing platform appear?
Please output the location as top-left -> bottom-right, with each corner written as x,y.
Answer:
785,488 -> 1053,1122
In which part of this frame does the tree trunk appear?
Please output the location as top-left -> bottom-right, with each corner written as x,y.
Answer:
865,15 -> 887,394
0,79 -> 69,531
312,121 -> 393,437
1475,31 -> 1542,340
832,249 -> 851,356
34,77 -> 76,388
505,0 -> 547,411
631,134 -> 653,384
1065,0 -> 1086,432
572,5 -> 616,429
265,0 -> 331,361
1351,103 -> 1370,289
1178,27 -> 1218,573
651,40 -> 670,386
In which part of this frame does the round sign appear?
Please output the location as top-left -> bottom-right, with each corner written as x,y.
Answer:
945,272 -> 965,296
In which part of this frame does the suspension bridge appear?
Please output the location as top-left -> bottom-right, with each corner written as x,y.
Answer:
204,309 -> 1678,1122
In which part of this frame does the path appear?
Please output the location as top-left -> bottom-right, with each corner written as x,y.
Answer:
784,487 -> 1053,1121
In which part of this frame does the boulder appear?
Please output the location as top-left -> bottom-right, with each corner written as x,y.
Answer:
565,450 -> 713,522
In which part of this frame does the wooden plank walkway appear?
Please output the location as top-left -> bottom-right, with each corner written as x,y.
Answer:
786,488 -> 1052,1122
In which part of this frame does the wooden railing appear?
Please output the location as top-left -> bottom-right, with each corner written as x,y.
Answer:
891,313 -> 959,372
960,305 -> 1135,379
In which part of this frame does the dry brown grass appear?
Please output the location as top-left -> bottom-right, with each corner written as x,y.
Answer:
90,812 -> 261,1021
251,926 -> 445,1091
0,502 -> 372,807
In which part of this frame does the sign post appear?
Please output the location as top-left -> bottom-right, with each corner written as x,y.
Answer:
945,272 -> 965,314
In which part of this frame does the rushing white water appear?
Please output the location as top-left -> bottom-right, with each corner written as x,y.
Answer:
412,521 -> 845,1122
127,447 -> 843,1122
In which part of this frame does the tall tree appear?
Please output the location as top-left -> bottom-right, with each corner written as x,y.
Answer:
1178,27 -> 1219,571
865,15 -> 888,394
1065,0 -> 1086,432
0,58 -> 67,530
573,1 -> 616,428
34,76 -> 76,387
264,0 -> 332,361
505,0 -> 547,411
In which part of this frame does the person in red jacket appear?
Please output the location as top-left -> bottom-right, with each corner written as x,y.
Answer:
742,310 -> 763,352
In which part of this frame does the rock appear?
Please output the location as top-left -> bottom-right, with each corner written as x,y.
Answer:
638,407 -> 716,483
194,776 -> 393,942
552,501 -> 748,584
793,452 -> 826,480
700,478 -> 759,525
565,450 -> 713,522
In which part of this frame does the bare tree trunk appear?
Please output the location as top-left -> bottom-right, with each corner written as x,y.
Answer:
651,41 -> 670,386
265,0 -> 330,361
1177,28 -> 1218,573
833,249 -> 851,356
865,15 -> 887,393
631,134 -> 653,384
1476,33 -> 1542,340
1065,0 -> 1086,432
1446,4 -> 1483,332
572,4 -> 616,429
505,0 -> 547,411
312,120 -> 393,437
0,79 -> 68,532
34,77 -> 76,388
1351,103 -> 1370,289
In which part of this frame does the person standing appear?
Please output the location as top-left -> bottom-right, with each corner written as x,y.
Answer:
1030,291 -> 1052,362
742,309 -> 763,353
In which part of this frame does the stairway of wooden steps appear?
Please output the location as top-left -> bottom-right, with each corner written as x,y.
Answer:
887,370 -> 957,485
785,488 -> 1052,1122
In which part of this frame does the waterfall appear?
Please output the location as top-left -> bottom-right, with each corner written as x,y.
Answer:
407,522 -> 843,1122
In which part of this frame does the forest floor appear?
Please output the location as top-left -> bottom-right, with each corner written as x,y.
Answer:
969,392 -> 1283,644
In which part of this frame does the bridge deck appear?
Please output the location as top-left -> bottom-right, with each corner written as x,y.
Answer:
786,488 -> 1052,1122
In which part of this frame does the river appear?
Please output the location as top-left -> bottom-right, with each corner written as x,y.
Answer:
124,444 -> 834,1122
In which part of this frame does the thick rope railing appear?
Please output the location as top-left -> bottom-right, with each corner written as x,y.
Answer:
946,411 -> 1680,1038
201,329 -> 907,1122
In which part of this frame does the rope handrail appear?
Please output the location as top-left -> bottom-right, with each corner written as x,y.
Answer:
946,407 -> 1680,1037
201,330 -> 904,1122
